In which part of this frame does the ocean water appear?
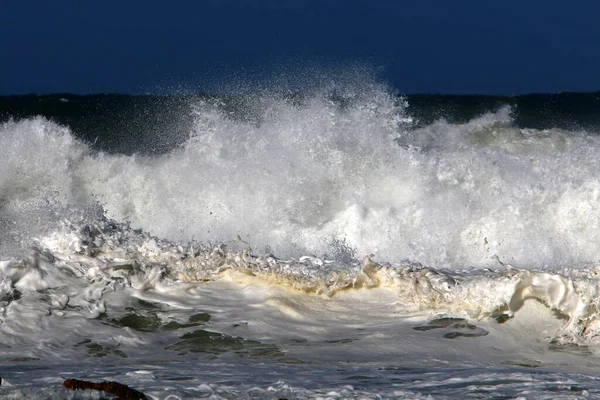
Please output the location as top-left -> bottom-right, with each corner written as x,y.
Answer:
2,80 -> 600,399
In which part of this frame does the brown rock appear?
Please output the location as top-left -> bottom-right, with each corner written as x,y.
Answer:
63,378 -> 148,400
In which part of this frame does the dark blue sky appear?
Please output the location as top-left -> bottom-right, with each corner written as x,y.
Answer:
2,1 -> 599,95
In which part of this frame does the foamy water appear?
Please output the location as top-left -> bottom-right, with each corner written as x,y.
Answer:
2,83 -> 600,398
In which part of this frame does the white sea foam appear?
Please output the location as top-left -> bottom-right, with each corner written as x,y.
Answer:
4,83 -> 600,396
3,86 -> 600,269
0,216 -> 597,347
68,95 -> 600,268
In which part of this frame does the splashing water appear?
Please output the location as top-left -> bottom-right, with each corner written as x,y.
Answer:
3,81 -> 600,398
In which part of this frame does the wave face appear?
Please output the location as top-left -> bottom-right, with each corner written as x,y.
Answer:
3,80 -> 600,397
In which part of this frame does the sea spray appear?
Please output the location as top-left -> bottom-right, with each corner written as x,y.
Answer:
4,83 -> 600,397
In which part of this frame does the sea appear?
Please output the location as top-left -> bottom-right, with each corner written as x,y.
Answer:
1,79 -> 600,399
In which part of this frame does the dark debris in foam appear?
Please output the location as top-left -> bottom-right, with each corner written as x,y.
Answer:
102,310 -> 211,333
548,340 -> 593,356
99,297 -> 211,333
502,359 -> 544,368
75,339 -> 128,358
94,296 -> 305,363
412,317 -> 489,339
165,328 -> 306,363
